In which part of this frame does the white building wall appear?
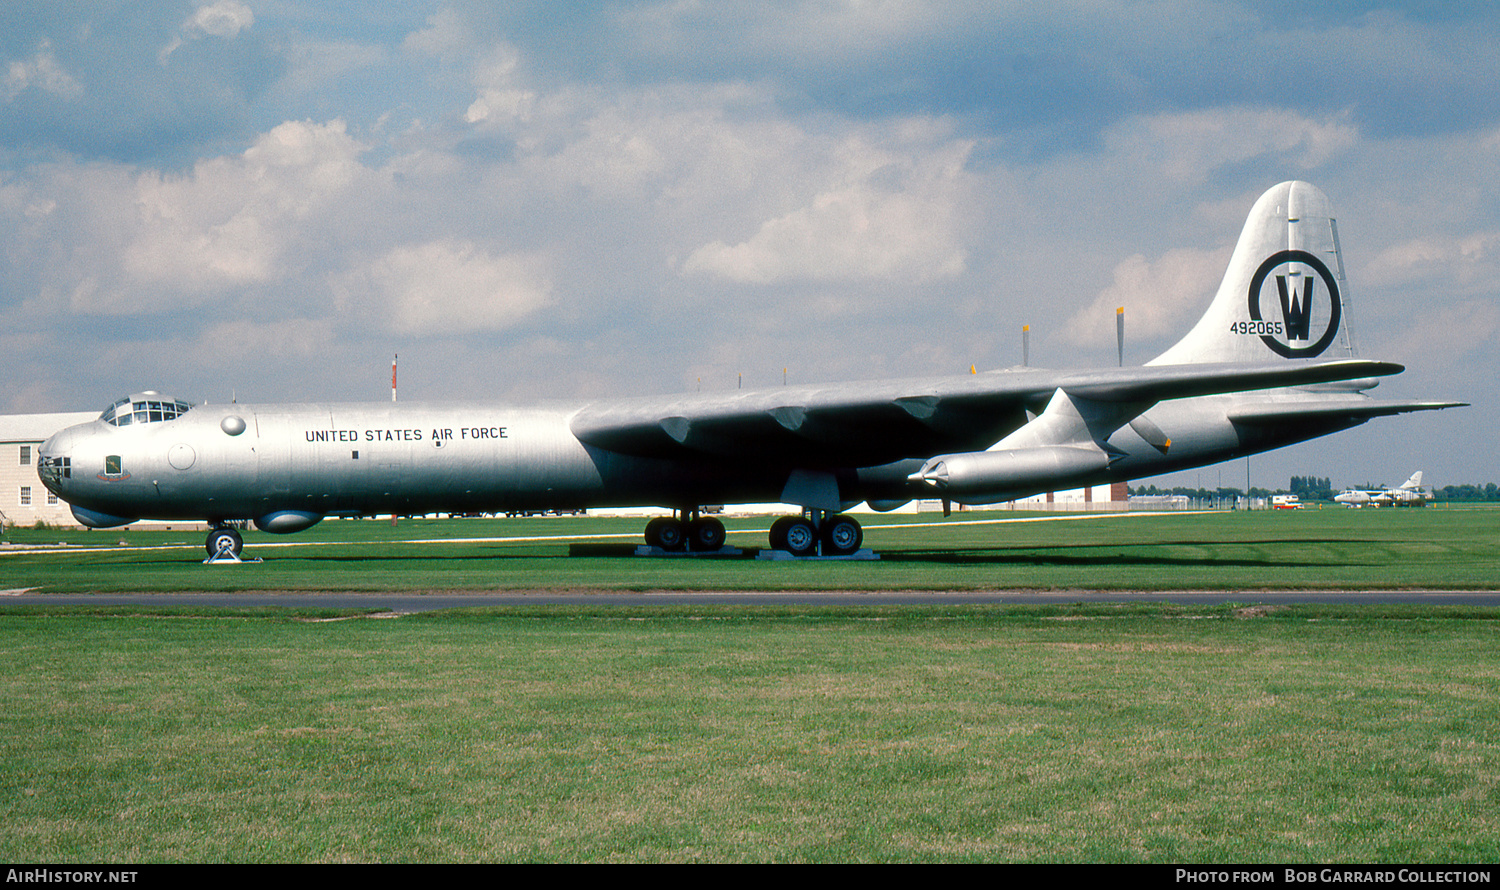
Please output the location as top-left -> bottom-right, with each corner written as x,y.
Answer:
0,412 -> 98,530
1005,484 -> 1127,512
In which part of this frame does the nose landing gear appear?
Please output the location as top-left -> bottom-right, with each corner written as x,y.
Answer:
206,527 -> 242,559
203,525 -> 260,564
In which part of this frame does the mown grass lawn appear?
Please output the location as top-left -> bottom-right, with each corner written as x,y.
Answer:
1,603 -> 1496,862
3,505 -> 1498,592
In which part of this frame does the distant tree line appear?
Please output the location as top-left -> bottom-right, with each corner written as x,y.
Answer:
1436,484 -> 1500,502
1289,476 -> 1335,501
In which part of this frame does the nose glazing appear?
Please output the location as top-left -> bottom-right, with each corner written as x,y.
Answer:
36,430 -> 75,495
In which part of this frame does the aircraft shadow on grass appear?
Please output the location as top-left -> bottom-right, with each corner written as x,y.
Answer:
879,551 -> 1376,569
208,536 -> 1382,570
876,536 -> 1384,568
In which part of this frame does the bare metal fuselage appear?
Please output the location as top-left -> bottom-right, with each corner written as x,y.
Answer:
47,402 -> 611,523
38,385 -> 1362,528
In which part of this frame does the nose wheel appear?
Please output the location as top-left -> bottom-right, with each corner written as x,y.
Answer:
205,527 -> 243,560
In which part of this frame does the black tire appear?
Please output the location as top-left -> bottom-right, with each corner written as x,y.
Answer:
768,516 -> 793,551
686,517 -> 726,551
777,516 -> 818,556
205,528 -> 242,558
821,515 -> 863,555
645,517 -> 686,551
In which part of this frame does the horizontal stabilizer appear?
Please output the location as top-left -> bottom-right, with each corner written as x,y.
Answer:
1229,399 -> 1467,426
1057,359 -> 1402,402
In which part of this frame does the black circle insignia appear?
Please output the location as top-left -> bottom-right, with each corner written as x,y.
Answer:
1246,249 -> 1342,358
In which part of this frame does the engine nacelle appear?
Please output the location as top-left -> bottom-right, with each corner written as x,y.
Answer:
912,445 -> 1113,502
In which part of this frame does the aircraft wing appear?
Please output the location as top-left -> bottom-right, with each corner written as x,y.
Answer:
571,358 -> 1405,466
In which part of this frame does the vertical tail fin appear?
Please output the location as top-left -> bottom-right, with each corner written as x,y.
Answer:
1149,181 -> 1356,365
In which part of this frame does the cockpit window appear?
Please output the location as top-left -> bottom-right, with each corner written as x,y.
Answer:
99,393 -> 193,426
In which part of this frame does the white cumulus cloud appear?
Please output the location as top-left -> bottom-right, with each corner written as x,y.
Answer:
3,119 -> 369,316
333,241 -> 553,337
121,120 -> 367,295
1062,246 -> 1233,350
1105,107 -> 1359,184
681,138 -> 974,284
1368,230 -> 1500,289
186,0 -> 256,38
4,40 -> 82,101
161,0 -> 256,63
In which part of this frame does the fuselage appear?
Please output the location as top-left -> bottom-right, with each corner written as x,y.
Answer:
37,384 -> 1373,530
40,399 -> 667,526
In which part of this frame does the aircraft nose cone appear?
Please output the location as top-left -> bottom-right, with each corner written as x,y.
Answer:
36,429 -> 75,495
36,426 -> 85,495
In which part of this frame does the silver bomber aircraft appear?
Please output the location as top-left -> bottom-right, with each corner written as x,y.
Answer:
37,182 -> 1464,559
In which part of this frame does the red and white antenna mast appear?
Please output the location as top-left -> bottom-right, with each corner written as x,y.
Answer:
391,354 -> 398,402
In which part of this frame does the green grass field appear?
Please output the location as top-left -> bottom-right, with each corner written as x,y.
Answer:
1,603 -> 1496,862
2,507 -> 1498,862
3,504 -> 1497,592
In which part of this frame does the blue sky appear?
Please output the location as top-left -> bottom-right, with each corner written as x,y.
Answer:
2,1 -> 1494,490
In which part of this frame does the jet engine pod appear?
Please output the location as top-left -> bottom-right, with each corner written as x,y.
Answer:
913,445 -> 1113,501
253,510 -> 324,534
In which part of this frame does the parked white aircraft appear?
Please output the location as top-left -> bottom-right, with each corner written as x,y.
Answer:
37,182 -> 1463,558
1335,471 -> 1431,507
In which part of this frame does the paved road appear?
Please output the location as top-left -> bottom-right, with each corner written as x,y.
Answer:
7,589 -> 1500,611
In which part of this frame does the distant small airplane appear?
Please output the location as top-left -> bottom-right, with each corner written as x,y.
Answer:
37,182 -> 1464,559
1334,471 -> 1431,508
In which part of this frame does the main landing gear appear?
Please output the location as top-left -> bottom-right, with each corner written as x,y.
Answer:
642,509 -> 728,552
638,509 -> 864,557
768,511 -> 863,557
